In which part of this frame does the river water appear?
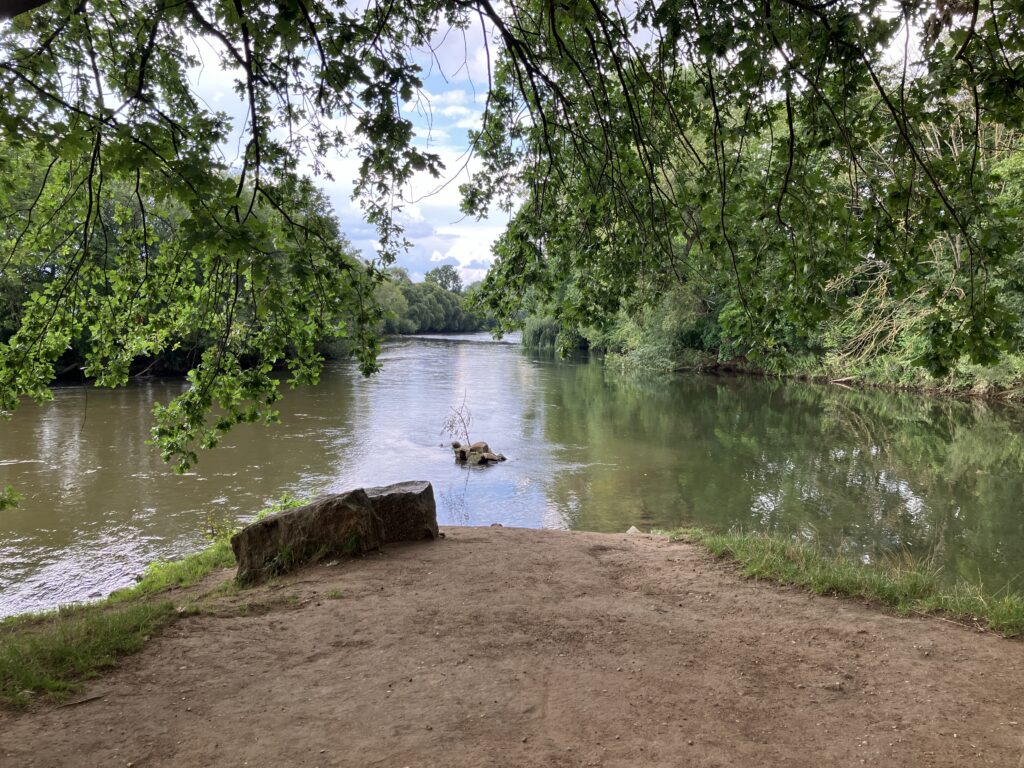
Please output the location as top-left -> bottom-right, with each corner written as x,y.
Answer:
2,333 -> 1024,617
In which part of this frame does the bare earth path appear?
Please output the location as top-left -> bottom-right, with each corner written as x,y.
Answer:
3,527 -> 1024,767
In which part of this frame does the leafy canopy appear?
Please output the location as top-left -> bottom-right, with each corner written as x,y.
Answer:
461,0 -> 1024,374
1,0 -> 1022,469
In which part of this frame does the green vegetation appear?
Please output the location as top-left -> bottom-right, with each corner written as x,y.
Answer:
0,496 -> 305,709
107,537 -> 236,603
0,485 -> 21,511
521,316 -> 562,351
2,0 -> 1024,467
462,6 -> 1024,395
0,600 -> 180,709
667,528 -> 1024,638
375,268 -> 493,335
519,281 -> 1024,396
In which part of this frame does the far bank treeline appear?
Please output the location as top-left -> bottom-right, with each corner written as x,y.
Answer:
376,265 -> 493,336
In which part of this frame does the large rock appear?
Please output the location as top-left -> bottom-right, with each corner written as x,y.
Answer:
231,481 -> 438,584
364,480 -> 439,543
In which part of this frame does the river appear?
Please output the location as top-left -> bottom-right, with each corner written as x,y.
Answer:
2,332 -> 1024,617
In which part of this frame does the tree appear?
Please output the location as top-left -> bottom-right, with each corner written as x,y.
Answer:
425,265 -> 463,294
1,0 -> 1021,469
461,0 -> 1024,374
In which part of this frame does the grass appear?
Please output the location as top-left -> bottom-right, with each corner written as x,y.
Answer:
0,535 -> 233,709
0,601 -> 180,708
0,494 -> 307,710
107,536 -> 236,603
666,527 -> 1024,638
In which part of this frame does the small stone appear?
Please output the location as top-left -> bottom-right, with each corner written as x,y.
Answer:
626,526 -> 641,534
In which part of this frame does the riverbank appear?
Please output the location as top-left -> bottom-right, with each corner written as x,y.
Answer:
3,527 -> 1024,767
580,342 -> 1024,404
676,356 -> 1024,403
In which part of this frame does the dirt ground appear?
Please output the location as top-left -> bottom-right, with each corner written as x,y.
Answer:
2,527 -> 1024,768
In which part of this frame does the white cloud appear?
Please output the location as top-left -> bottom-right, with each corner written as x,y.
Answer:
439,105 -> 475,118
452,115 -> 483,131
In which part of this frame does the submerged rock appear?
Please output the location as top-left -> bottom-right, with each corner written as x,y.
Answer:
231,480 -> 438,584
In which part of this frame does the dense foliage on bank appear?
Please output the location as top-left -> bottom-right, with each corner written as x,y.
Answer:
463,4 -> 1024,393
376,267 -> 492,335
509,120 -> 1024,392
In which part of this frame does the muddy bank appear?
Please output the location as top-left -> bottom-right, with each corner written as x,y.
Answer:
2,527 -> 1023,767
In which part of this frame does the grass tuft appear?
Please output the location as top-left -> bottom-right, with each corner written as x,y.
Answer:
0,601 -> 178,708
666,528 -> 1024,638
107,536 -> 236,603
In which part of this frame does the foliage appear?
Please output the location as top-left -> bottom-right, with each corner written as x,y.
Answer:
0,485 -> 21,511
521,315 -> 562,350
464,0 -> 1024,379
424,264 -> 463,294
0,600 -> 179,708
0,0 -> 438,466
0,142 -> 379,470
107,537 -> 236,603
376,268 -> 490,334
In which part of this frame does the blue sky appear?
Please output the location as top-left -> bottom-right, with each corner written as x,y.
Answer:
189,23 -> 511,286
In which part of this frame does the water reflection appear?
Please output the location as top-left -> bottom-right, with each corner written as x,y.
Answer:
2,332 -> 1024,616
538,366 -> 1024,591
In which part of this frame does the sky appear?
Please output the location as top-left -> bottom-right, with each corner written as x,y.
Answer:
189,20 -> 512,285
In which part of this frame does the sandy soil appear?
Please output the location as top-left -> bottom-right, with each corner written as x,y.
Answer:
2,527 -> 1024,768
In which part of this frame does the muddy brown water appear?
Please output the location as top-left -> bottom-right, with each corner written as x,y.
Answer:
2,332 -> 1024,617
